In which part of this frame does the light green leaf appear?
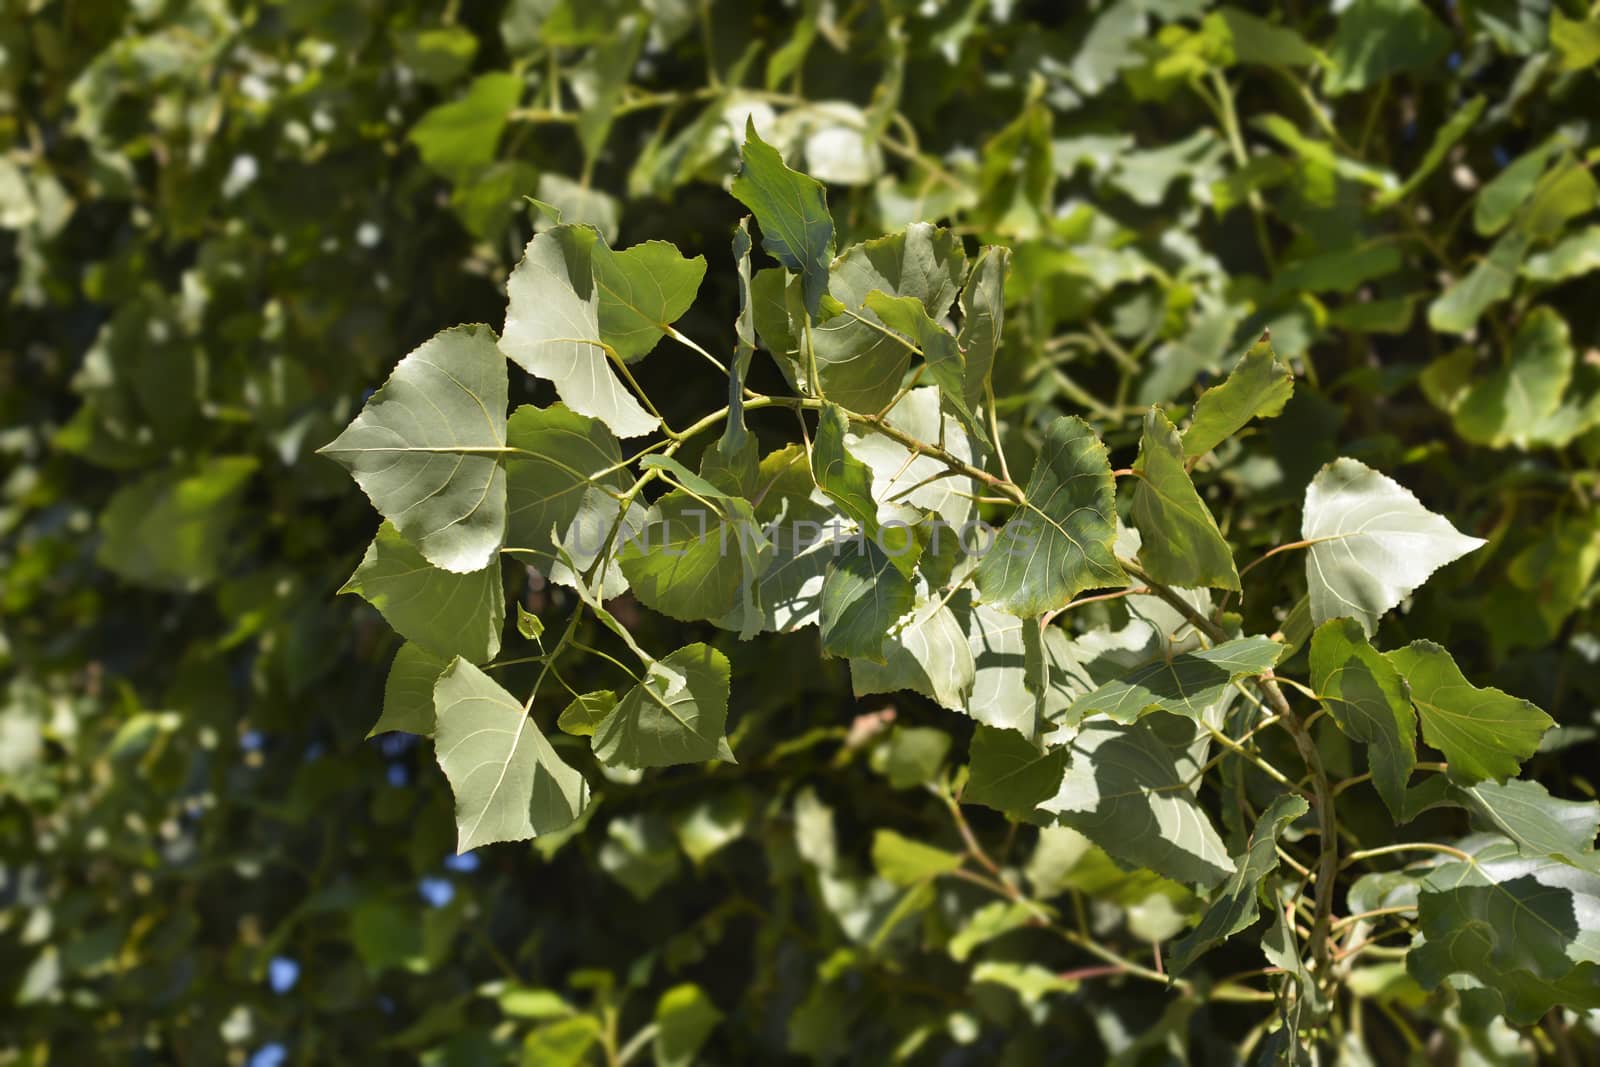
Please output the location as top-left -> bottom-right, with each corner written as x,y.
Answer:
1310,618 -> 1415,818
516,604 -> 544,640
963,724 -> 1069,815
1552,11 -> 1600,70
871,829 -> 963,886
534,173 -> 621,244
341,522 -> 504,664
1169,792 -> 1309,974
573,20 -> 645,164
408,71 -> 522,177
1182,334 -> 1294,457
848,386 -> 976,530
819,539 -> 915,662
971,962 -> 1079,1006
1385,640 -> 1553,784
1408,836 -> 1600,1025
1324,0 -> 1451,95
1302,458 -> 1486,636
653,984 -> 722,1067
1066,636 -> 1284,726
502,225 -> 659,438
556,691 -> 616,737
1456,779 -> 1600,864
948,900 -> 1036,962
599,812 -> 682,900
1454,307 -> 1573,449
862,289 -> 977,432
810,401 -> 879,533
432,658 -> 590,851
957,245 -> 1009,407
96,456 -> 258,592
592,239 -> 707,363
1523,225 -> 1600,282
1216,6 -> 1324,67
1476,136 -> 1569,236
618,492 -> 773,628
592,643 -> 732,769
1131,406 -> 1240,591
671,792 -> 752,866
1428,231 -> 1531,336
319,324 -> 508,573
965,605 -> 1088,738
850,593 -> 975,712
1040,717 -> 1236,889
870,725 -> 951,789
974,415 -> 1126,617
371,643 -> 449,737
830,221 -> 967,320
731,120 -> 833,319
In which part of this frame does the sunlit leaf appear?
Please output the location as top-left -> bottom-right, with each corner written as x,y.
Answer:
341,522 -> 504,665
1310,618 -> 1415,818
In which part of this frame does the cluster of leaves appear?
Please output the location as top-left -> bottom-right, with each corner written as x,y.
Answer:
6,0 -> 1600,1063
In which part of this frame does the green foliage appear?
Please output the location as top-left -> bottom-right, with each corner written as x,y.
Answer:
10,1 -> 1600,1063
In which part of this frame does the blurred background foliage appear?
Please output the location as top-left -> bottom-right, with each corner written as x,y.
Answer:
4,0 -> 1600,1062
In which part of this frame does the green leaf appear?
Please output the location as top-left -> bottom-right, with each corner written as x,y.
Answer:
1040,717 -> 1237,889
96,456 -> 258,592
504,403 -> 638,597
871,829 -> 963,886
371,643 -> 449,737
948,900 -> 1036,962
1182,334 -> 1294,457
973,416 -> 1126,617
1066,636 -> 1284,726
957,245 -> 1009,407
556,691 -> 616,737
502,225 -> 659,439
1384,640 -> 1553,784
516,604 -> 544,640
319,324 -> 509,574
722,217 -> 758,456
731,120 -> 833,320
592,643 -> 732,768
1551,11 -> 1600,70
965,606 -> 1087,738
573,20 -> 645,164
432,658 -> 590,851
408,72 -> 522,177
1476,136 -> 1569,236
1216,6 -> 1324,68
862,289 -> 978,432
849,593 -> 975,712
1309,618 -> 1415,818
1523,225 -> 1600,282
1375,96 -> 1486,207
971,962 -> 1080,1006
671,792 -> 752,866
818,539 -> 915,662
599,812 -> 682,900
963,724 -> 1069,815
1408,837 -> 1600,1025
1454,307 -> 1573,449
1324,0 -> 1451,95
618,491 -> 773,629
1131,406 -> 1240,590
871,725 -> 951,789
848,386 -> 977,530
590,240 -> 707,364
653,984 -> 722,1067
1428,231 -> 1531,336
1169,792 -> 1309,974
340,522 -> 504,664
1302,458 -> 1486,636
1456,779 -> 1600,864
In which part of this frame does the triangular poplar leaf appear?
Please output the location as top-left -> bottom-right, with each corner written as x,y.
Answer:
1182,335 -> 1294,458
432,658 -> 590,852
810,401 -> 879,532
1428,231 -> 1530,335
973,415 -> 1125,617
963,724 -> 1069,815
731,121 -> 833,320
1066,636 -> 1284,726
700,432 -> 760,499
504,404 -> 636,597
652,984 -> 722,1067
722,217 -> 757,456
831,222 -> 967,321
1169,792 -> 1309,974
1384,640 -> 1553,784
1302,458 -> 1485,636
502,225 -> 659,438
1131,406 -> 1241,591
1408,836 -> 1600,1025
850,593 -> 976,712
318,324 -> 507,573
557,691 -> 617,738
341,522 -> 504,664
966,606 -> 1090,738
618,492 -> 773,630
1454,307 -> 1574,449
818,538 -> 915,662
592,643 -> 732,769
1039,716 -> 1236,889
872,829 -> 964,886
1309,618 -> 1415,818
591,239 -> 706,363
956,246 -> 1009,407
370,643 -> 450,738
1456,779 -> 1600,864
